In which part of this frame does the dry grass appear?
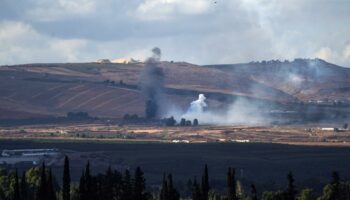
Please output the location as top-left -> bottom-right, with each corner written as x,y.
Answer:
1,123 -> 349,146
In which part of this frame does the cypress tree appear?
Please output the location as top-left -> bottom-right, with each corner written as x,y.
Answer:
227,167 -> 237,200
85,161 -> 91,192
104,166 -> 113,200
36,162 -> 47,200
47,169 -> 56,200
83,161 -> 91,200
13,169 -> 20,200
122,169 -> 132,200
201,164 -> 209,200
180,118 -> 186,126
330,171 -> 340,200
167,174 -> 180,200
132,167 -> 146,200
286,171 -> 296,200
78,171 -> 86,200
62,156 -> 71,200
160,174 -> 168,200
192,177 -> 201,200
251,184 -> 257,200
111,170 -> 123,200
20,171 -> 27,200
89,176 -> 98,200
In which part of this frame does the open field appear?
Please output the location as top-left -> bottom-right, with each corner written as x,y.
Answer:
1,122 -> 350,194
1,139 -> 350,194
1,123 -> 349,145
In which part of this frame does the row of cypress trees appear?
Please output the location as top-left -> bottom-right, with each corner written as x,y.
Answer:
10,156 -> 149,200
76,162 -> 149,200
5,156 -> 350,200
11,162 -> 58,200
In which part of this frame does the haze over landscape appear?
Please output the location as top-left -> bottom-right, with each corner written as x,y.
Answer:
1,1 -> 350,200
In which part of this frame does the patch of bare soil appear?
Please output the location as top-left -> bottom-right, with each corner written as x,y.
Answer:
1,123 -> 349,146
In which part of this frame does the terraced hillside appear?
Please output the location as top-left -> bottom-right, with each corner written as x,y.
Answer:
206,58 -> 350,101
0,59 -> 349,120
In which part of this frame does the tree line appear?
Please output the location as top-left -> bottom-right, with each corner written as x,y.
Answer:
0,156 -> 349,200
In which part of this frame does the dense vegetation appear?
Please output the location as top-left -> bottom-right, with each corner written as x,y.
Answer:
0,156 -> 349,200
122,114 -> 199,127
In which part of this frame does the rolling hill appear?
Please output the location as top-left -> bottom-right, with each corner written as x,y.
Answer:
0,58 -> 349,120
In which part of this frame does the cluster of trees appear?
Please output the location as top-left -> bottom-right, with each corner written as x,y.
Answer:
123,114 -> 142,122
0,157 -> 149,200
103,80 -> 125,86
0,161 -> 59,200
66,112 -> 94,120
180,118 -> 199,126
122,114 -> 199,127
76,162 -> 149,200
1,157 -> 350,200
162,117 -> 199,127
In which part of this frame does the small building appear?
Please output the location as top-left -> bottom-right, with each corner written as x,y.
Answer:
111,58 -> 141,64
231,139 -> 250,143
1,149 -> 60,157
96,59 -> 111,64
0,149 -> 61,165
321,128 -> 335,131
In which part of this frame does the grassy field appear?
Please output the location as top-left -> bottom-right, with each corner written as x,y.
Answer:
1,139 -> 350,194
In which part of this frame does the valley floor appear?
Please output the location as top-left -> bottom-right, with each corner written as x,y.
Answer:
0,123 -> 349,146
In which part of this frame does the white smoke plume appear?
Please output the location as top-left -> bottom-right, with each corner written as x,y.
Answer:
185,94 -> 207,114
177,94 -> 270,125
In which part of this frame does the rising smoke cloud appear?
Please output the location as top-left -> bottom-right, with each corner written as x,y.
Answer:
178,94 -> 271,125
139,47 -> 165,119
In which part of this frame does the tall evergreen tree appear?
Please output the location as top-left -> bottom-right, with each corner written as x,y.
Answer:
13,169 -> 20,200
193,119 -> 199,126
121,170 -> 132,200
104,166 -> 114,200
83,161 -> 92,200
167,174 -> 180,200
192,177 -> 201,200
47,169 -> 56,200
112,170 -> 123,200
85,161 -> 91,194
330,171 -> 340,200
62,156 -> 71,200
20,171 -> 27,200
132,167 -> 147,200
78,171 -> 86,200
36,162 -> 47,200
227,167 -> 232,200
160,174 -> 168,200
286,172 -> 296,200
201,164 -> 209,200
251,184 -> 257,200
227,167 -> 237,200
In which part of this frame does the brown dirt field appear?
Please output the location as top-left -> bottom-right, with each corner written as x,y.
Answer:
1,123 -> 349,146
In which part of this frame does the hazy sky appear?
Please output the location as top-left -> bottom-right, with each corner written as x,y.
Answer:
0,0 -> 349,66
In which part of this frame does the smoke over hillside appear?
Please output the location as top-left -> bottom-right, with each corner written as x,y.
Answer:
139,47 -> 165,119
178,94 -> 270,125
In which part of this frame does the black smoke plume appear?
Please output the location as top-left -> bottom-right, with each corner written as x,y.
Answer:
139,47 -> 164,119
